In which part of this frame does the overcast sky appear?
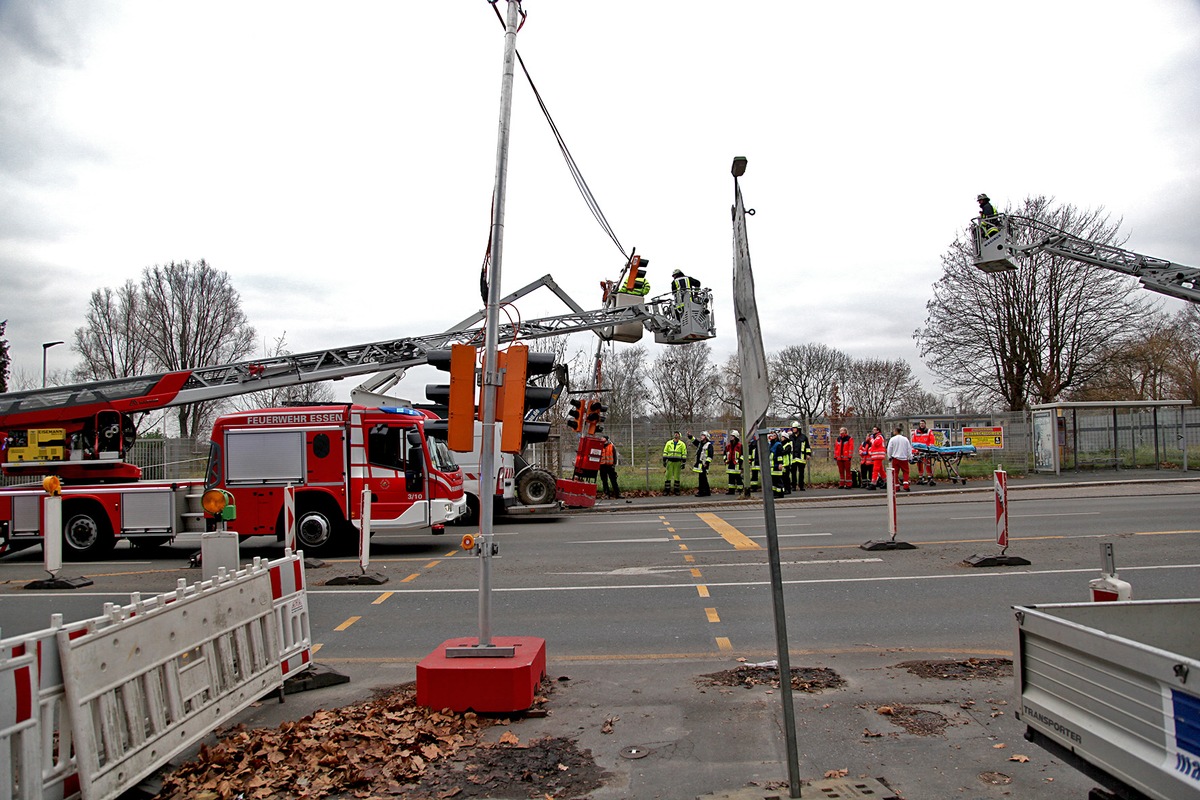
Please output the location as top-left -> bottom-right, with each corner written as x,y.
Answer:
3,1 -> 1198,406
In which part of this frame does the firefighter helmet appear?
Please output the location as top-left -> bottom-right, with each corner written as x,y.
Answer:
977,193 -> 989,202
672,269 -> 683,277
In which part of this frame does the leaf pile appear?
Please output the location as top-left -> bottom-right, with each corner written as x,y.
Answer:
154,686 -> 496,799
698,664 -> 846,692
894,658 -> 1012,680
875,703 -> 951,736
421,735 -> 608,799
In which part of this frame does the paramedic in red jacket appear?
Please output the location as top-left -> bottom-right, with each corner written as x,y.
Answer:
833,427 -> 855,488
867,426 -> 887,490
911,419 -> 936,485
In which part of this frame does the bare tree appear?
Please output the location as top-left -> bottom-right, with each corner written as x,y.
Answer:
915,196 -> 1151,411
842,357 -> 920,423
72,280 -> 155,383
137,260 -> 257,439
601,344 -> 648,425
768,343 -> 851,421
716,352 -> 743,419
647,342 -> 718,427
893,387 -> 943,417
1168,305 -> 1200,405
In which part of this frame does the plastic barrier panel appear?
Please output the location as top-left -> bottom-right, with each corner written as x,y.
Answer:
57,566 -> 281,800
0,616 -> 83,800
268,550 -> 312,678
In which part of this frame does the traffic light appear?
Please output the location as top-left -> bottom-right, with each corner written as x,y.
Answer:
567,398 -> 585,433
625,255 -> 648,292
585,399 -> 607,435
498,344 -> 556,454
425,344 -> 477,452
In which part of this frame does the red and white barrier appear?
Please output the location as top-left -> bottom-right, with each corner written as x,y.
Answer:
2,552 -> 312,800
269,551 -> 312,678
283,483 -> 296,552
885,465 -> 897,538
0,615 -> 87,800
994,467 -> 1009,549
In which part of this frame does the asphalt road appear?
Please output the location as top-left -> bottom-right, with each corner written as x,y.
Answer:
3,480 -> 1198,658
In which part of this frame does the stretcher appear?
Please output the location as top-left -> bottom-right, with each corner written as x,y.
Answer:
912,443 -> 977,485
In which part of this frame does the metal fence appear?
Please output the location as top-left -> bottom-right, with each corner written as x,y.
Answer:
1,438 -> 209,488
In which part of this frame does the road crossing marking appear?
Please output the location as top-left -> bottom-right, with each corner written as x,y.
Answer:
697,512 -> 762,550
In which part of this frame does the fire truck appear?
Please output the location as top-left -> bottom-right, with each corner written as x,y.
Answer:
0,266 -> 715,558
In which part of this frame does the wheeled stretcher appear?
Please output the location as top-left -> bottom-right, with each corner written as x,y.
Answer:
912,443 -> 977,485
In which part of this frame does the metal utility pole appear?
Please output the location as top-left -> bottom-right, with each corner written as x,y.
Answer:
451,0 -> 522,658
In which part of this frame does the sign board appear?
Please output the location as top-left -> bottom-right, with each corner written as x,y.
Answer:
962,426 -> 1004,449
932,428 -> 952,446
808,424 -> 830,449
1032,411 -> 1057,473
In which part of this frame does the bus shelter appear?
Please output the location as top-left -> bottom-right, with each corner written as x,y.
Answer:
1030,400 -> 1192,475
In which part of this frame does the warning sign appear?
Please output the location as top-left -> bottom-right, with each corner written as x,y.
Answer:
963,426 -> 1004,449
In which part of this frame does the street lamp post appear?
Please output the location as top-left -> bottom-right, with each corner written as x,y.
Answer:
42,341 -> 64,388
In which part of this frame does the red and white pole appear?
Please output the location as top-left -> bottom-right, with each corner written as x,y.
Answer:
359,486 -> 372,573
994,467 -> 1008,552
284,483 -> 296,553
886,465 -> 898,540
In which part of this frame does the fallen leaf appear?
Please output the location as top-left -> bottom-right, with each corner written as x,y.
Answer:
498,731 -> 520,746
993,743 -> 1006,749
823,768 -> 849,779
863,729 -> 882,738
1009,754 -> 1030,763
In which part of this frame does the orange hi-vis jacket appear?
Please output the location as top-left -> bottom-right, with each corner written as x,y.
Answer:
834,435 -> 855,460
599,442 -> 616,466
912,428 -> 936,448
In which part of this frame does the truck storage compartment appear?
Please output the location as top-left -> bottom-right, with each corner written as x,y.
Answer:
1015,599 -> 1200,800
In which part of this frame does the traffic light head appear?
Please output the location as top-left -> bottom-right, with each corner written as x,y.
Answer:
425,345 -> 477,452
499,345 -> 558,454
585,399 -> 608,435
567,398 -> 585,433
625,255 -> 649,292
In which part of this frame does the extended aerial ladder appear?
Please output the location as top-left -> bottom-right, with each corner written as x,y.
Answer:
1,272 -> 715,480
973,214 -> 1200,304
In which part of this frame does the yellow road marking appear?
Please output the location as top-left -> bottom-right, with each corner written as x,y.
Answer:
684,555 -> 695,563
401,573 -> 420,583
697,512 -> 762,550
672,534 -> 681,540
1135,530 -> 1200,536
697,585 -> 710,598
311,643 -> 323,655
705,608 -> 720,623
444,550 -> 457,557
678,543 -> 688,551
425,560 -> 441,569
334,616 -> 361,631
691,568 -> 702,578
371,592 -> 393,605
715,637 -> 733,651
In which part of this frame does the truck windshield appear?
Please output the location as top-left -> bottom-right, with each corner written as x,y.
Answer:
203,440 -> 222,489
428,438 -> 457,472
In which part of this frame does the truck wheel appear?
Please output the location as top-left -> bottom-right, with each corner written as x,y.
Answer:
62,506 -> 115,561
296,503 -> 345,556
516,469 -> 556,506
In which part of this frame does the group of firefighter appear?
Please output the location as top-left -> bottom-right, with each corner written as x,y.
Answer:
662,422 -> 815,498
660,420 -> 941,497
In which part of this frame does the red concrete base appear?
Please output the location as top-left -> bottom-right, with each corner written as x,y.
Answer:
416,636 -> 547,713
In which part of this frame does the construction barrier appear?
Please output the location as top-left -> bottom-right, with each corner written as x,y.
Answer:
0,616 -> 86,800
1,551 -> 311,800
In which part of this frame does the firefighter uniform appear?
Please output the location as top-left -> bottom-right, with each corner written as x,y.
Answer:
789,426 -> 813,491
662,434 -> 687,495
691,432 -> 714,497
779,433 -> 793,494
748,437 -> 761,491
769,433 -> 786,497
725,431 -> 743,495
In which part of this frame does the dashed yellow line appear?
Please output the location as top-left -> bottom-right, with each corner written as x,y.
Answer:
444,550 -> 458,557
705,607 -> 720,623
697,585 -> 710,598
311,643 -> 323,655
715,637 -> 733,651
678,543 -> 688,551
684,555 -> 695,563
424,560 -> 441,569
401,573 -> 420,583
697,512 -> 762,550
691,568 -> 702,578
334,616 -> 361,631
371,592 -> 393,605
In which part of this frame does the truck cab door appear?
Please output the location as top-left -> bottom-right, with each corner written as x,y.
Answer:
364,422 -> 426,528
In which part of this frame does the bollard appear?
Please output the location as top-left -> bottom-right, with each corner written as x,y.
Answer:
1089,542 -> 1132,601
284,483 -> 296,552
